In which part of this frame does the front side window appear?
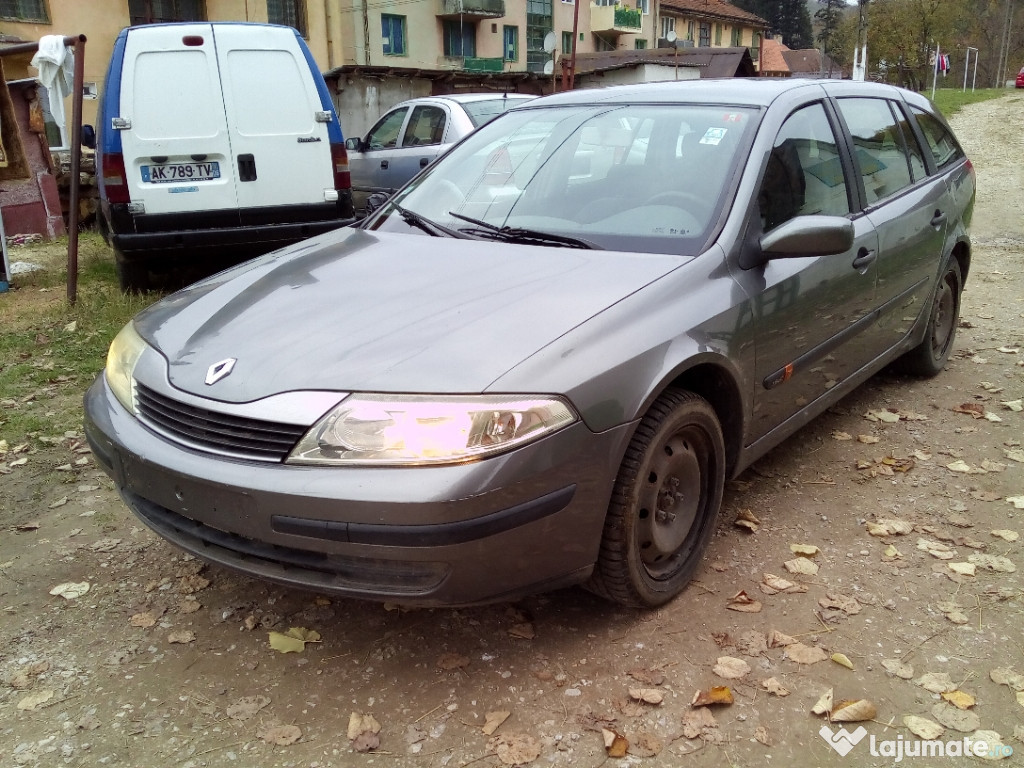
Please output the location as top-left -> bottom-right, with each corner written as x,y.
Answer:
402,106 -> 446,147
910,106 -> 963,170
759,102 -> 851,232
129,0 -> 205,24
381,14 -> 406,56
0,0 -> 49,21
365,107 -> 408,150
267,0 -> 307,36
443,20 -> 476,57
836,97 -> 913,205
503,25 -> 518,61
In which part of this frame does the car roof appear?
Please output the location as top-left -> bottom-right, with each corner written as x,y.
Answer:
531,78 -> 909,109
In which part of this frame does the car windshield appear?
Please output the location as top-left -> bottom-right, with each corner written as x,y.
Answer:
368,103 -> 758,255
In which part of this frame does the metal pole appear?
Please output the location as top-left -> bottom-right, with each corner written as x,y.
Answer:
931,43 -> 939,100
67,35 -> 86,305
963,46 -> 978,92
569,0 -> 580,89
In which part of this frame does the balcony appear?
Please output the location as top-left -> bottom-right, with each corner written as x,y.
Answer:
438,55 -> 505,72
437,0 -> 505,20
590,3 -> 642,35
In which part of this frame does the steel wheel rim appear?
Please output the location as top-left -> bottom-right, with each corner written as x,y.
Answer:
930,274 -> 956,359
636,426 -> 710,580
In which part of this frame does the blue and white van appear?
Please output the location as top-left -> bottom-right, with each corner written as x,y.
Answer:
95,23 -> 355,291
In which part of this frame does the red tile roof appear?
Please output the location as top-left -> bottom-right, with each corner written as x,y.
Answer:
659,0 -> 768,27
759,38 -> 790,74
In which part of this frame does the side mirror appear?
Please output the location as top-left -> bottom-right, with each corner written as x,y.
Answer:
81,124 -> 96,149
759,215 -> 855,258
345,137 -> 362,152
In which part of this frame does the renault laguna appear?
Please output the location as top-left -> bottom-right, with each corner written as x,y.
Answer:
85,79 -> 974,608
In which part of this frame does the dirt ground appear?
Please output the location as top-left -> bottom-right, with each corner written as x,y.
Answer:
2,94 -> 1023,768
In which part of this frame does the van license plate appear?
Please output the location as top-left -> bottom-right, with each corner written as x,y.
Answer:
141,162 -> 221,184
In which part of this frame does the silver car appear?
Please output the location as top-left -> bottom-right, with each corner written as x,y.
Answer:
85,79 -> 974,608
345,93 -> 535,213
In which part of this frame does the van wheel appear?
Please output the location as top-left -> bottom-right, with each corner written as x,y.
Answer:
901,258 -> 962,377
587,389 -> 725,608
115,257 -> 150,294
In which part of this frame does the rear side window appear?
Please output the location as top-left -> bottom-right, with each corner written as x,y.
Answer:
225,50 -> 315,136
132,50 -> 222,139
759,102 -> 851,232
836,97 -> 914,206
892,103 -> 927,181
910,106 -> 963,170
402,106 -> 446,147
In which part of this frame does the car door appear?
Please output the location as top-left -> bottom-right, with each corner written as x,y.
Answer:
213,24 -> 336,213
347,106 -> 411,212
833,96 -> 949,345
119,24 -> 238,216
386,103 -> 451,188
746,100 -> 882,441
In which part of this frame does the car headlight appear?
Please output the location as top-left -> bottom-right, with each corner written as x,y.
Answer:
288,394 -> 577,466
105,322 -> 148,413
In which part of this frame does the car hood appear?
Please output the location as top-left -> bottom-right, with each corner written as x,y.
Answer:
135,228 -> 687,403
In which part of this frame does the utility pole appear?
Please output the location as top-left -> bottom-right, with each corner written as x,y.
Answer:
852,0 -> 869,82
995,0 -> 1014,87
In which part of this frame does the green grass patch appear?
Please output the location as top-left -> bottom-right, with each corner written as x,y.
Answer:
0,233 -> 161,443
929,87 -> 1009,116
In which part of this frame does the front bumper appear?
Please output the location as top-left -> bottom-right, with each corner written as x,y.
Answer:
84,376 -> 630,606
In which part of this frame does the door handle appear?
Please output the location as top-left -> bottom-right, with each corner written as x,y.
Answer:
420,158 -> 429,168
237,154 -> 257,182
380,160 -> 389,170
930,210 -> 947,227
852,247 -> 876,270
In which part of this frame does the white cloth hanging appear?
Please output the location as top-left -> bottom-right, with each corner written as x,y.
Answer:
30,35 -> 74,145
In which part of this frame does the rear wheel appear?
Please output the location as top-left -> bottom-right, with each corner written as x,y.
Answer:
901,257 -> 962,377
115,254 -> 150,294
588,389 -> 725,608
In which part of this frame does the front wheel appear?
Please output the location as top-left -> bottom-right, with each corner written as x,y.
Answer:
587,389 -> 725,608
901,257 -> 962,377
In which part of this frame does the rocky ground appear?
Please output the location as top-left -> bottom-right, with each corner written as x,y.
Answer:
1,94 -> 1023,768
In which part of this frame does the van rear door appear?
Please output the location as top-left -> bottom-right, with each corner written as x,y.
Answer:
213,25 -> 336,215
119,24 -> 238,217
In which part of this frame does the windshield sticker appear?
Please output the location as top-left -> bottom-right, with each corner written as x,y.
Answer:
700,127 -> 728,146
722,113 -> 744,123
169,187 -> 199,194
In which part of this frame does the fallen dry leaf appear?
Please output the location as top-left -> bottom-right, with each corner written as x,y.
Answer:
129,612 -> 157,628
1005,449 -> 1024,463
258,724 -> 302,746
790,543 -> 820,557
713,657 -> 750,680
627,729 -> 663,757
725,590 -> 762,613
832,430 -> 853,441
628,667 -> 665,686
508,623 -> 535,640
785,643 -> 828,665
904,715 -> 944,740
831,652 -> 854,670
760,573 -> 807,595
268,627 -> 321,653
941,690 -> 976,710
768,630 -> 797,648
858,434 -> 881,444
227,695 -> 271,721
753,725 -> 772,746
953,402 -> 985,418
167,630 -> 195,644
881,659 -> 914,679
990,668 -> 1024,691
681,707 -> 719,740
931,703 -> 980,732
917,538 -> 957,560
348,712 -> 382,742
783,557 -> 819,576
819,593 -> 861,615
489,732 -> 542,765
915,672 -> 957,694
760,677 -> 790,697
831,699 -> 877,723
810,688 -> 834,715
734,508 -> 761,532
884,544 -> 903,559
482,710 -> 511,736
1008,496 -> 1024,510
968,554 -> 1016,573
865,409 -> 901,423
629,688 -> 664,705
866,519 -> 913,536
352,731 -> 380,753
49,581 -> 90,600
16,689 -> 54,711
692,686 -> 734,706
601,729 -> 628,758
990,529 -> 1020,542
948,562 -> 976,577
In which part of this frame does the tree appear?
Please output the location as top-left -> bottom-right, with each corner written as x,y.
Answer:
732,0 -> 815,49
815,0 -> 849,69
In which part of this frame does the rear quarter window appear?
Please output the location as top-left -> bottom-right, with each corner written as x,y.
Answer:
910,106 -> 964,170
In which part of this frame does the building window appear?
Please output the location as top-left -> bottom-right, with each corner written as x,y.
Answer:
714,23 -> 722,46
698,21 -> 710,47
634,38 -> 647,49
504,25 -> 518,61
636,0 -> 649,14
526,0 -> 552,73
660,16 -> 674,39
0,0 -> 49,21
382,14 -> 406,55
731,26 -> 742,46
128,0 -> 205,24
686,20 -> 694,41
268,0 -> 307,36
443,20 -> 476,57
561,31 -> 572,54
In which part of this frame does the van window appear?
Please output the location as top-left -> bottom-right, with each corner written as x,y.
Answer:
133,51 -> 222,139
225,50 -> 315,136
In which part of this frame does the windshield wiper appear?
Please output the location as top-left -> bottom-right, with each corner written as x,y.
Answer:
448,211 -> 600,250
391,202 -> 467,239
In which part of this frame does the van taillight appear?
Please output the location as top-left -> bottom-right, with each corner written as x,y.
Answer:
102,153 -> 131,205
331,143 -> 351,191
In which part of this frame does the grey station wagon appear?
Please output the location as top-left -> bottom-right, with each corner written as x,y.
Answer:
85,79 -> 975,608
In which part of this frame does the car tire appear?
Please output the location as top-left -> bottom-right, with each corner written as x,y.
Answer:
115,254 -> 150,295
900,257 -> 962,377
588,389 -> 725,608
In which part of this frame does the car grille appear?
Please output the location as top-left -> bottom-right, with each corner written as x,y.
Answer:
135,383 -> 308,462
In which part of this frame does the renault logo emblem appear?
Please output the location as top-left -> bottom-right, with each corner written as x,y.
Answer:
205,358 -> 236,385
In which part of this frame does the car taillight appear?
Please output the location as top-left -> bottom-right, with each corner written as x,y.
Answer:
965,158 -> 975,182
331,143 -> 351,191
102,153 -> 131,205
